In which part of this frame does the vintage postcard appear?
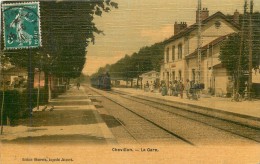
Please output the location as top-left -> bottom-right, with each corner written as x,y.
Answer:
0,0 -> 259,163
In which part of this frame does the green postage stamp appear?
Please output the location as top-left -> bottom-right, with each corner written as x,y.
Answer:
2,2 -> 41,49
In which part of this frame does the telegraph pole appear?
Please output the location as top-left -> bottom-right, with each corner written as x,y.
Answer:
248,0 -> 253,100
197,0 -> 202,85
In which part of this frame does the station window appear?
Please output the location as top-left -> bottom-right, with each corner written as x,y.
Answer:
172,71 -> 175,81
172,46 -> 175,61
178,70 -> 182,81
178,44 -> 182,59
166,47 -> 169,63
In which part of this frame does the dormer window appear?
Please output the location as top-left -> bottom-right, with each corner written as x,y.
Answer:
215,21 -> 221,29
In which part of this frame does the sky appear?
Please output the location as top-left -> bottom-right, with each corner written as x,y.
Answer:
81,0 -> 260,75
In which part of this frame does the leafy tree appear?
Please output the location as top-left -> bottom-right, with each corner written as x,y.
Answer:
92,42 -> 164,81
1,1 -> 118,103
220,34 -> 248,76
40,1 -> 118,78
2,0 -> 118,82
1,1 -> 118,77
219,12 -> 260,94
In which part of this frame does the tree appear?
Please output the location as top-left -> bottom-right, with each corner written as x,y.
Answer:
219,12 -> 260,95
220,33 -> 248,93
40,1 -> 118,79
0,52 -> 10,88
1,1 -> 118,77
1,0 -> 118,103
95,42 -> 164,81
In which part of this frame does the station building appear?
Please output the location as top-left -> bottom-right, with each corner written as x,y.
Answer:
161,8 -> 241,95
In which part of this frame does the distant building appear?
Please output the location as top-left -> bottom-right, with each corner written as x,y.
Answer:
161,8 -> 242,96
140,71 -> 160,88
0,67 -> 28,89
110,78 -> 129,87
253,69 -> 260,83
0,66 -> 62,91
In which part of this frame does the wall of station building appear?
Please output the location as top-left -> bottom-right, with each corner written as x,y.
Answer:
164,37 -> 185,63
188,18 -> 238,53
161,16 -> 239,94
214,67 -> 229,96
160,11 -> 260,96
185,45 -> 230,95
161,39 -> 232,95
253,69 -> 260,83
161,60 -> 188,86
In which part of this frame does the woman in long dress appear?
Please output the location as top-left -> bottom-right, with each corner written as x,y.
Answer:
9,8 -> 34,46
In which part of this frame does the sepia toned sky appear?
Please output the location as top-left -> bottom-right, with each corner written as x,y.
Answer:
83,0 -> 260,75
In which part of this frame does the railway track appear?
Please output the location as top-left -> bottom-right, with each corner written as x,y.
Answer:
109,89 -> 260,144
86,86 -> 195,146
87,86 -> 260,146
103,93 -> 195,145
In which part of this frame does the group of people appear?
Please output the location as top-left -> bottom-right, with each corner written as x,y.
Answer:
161,80 -> 185,98
145,79 -> 202,100
144,81 -> 158,92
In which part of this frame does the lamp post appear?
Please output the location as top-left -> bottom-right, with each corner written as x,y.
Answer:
0,66 -> 5,135
0,1 -> 4,135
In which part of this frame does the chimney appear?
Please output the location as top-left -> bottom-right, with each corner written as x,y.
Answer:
233,9 -> 239,24
196,7 -> 209,23
174,22 -> 187,35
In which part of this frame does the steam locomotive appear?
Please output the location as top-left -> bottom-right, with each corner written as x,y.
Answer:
90,72 -> 111,90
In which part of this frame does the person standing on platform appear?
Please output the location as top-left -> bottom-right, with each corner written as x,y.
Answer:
150,81 -> 154,92
185,79 -> 191,99
179,81 -> 184,99
173,80 -> 178,96
168,82 -> 173,96
145,81 -> 149,92
161,81 -> 167,96
77,82 -> 80,90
